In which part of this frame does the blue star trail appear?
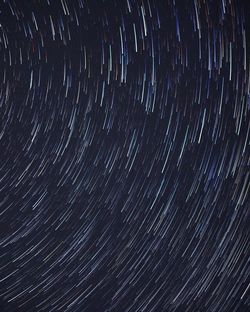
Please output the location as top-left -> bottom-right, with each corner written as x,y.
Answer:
0,0 -> 249,311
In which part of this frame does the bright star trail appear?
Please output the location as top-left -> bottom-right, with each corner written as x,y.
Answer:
0,0 -> 249,311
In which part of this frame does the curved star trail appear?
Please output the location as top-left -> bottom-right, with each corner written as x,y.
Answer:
0,0 -> 249,311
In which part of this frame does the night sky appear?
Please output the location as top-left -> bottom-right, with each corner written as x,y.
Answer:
0,0 -> 249,311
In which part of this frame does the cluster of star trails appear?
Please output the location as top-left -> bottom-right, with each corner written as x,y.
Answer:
0,0 -> 249,311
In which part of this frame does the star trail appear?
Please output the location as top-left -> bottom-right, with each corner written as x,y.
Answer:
0,0 -> 249,311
